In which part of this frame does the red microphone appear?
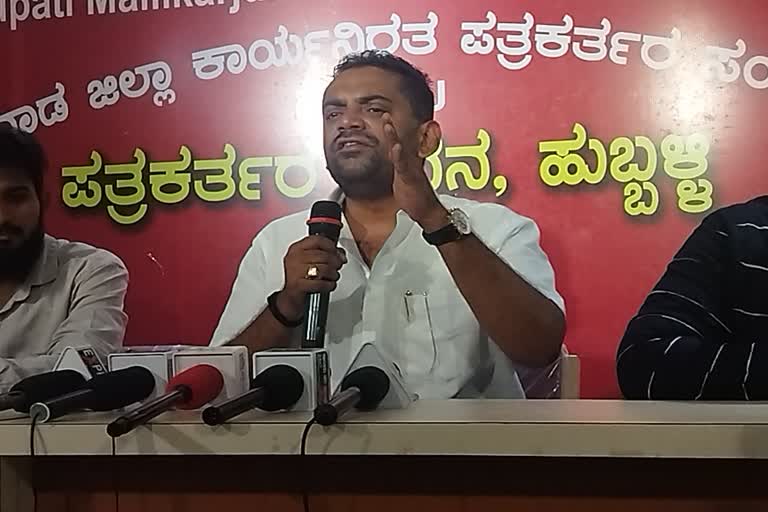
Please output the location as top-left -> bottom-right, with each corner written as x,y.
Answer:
106,364 -> 224,437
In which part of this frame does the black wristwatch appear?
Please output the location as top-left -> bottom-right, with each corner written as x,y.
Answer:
422,208 -> 472,246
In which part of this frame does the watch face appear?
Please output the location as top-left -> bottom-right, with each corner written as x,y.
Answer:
450,209 -> 471,235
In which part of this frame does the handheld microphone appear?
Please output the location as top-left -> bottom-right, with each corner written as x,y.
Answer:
202,365 -> 304,426
107,364 -> 224,438
302,201 -> 343,349
0,370 -> 87,413
29,366 -> 155,423
313,366 -> 390,426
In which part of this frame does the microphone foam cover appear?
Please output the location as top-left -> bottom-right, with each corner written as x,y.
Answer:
167,364 -> 224,410
307,201 -> 343,240
341,366 -> 390,411
10,370 -> 87,413
309,200 -> 342,221
87,366 -> 156,411
253,365 -> 304,411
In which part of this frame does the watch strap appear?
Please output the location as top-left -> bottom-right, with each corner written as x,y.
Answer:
422,223 -> 462,246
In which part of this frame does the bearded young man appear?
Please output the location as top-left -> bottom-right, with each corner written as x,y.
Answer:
0,125 -> 128,390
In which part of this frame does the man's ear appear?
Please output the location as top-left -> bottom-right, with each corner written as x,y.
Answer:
417,120 -> 442,158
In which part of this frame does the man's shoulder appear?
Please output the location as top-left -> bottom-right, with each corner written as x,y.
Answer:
47,236 -> 126,275
254,208 -> 312,242
709,195 -> 768,225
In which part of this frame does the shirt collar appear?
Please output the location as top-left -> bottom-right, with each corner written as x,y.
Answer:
327,188 -> 416,249
28,235 -> 59,287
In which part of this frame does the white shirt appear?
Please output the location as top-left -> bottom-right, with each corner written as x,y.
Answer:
211,193 -> 564,399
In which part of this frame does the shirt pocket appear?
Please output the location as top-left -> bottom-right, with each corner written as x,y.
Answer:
399,290 -> 479,381
400,290 -> 438,378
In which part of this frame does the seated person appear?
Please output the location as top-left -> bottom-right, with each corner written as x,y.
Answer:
617,196 -> 768,400
0,126 -> 128,390
211,51 -> 565,399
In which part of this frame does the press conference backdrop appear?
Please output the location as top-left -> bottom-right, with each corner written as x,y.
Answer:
2,0 -> 766,397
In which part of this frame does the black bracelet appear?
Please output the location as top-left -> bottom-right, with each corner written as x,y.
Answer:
267,291 -> 303,328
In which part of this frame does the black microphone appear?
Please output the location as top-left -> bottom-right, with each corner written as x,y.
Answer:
202,365 -> 304,425
29,366 -> 155,423
313,366 -> 390,426
0,370 -> 87,413
302,201 -> 343,349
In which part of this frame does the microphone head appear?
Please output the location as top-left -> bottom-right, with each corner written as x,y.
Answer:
307,201 -> 342,240
166,364 -> 224,410
85,366 -> 156,411
252,365 -> 304,411
10,370 -> 87,413
341,366 -> 390,411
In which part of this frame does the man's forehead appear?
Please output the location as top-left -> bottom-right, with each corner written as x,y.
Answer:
325,66 -> 402,99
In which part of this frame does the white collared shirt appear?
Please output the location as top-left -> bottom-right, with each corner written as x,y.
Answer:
211,193 -> 564,399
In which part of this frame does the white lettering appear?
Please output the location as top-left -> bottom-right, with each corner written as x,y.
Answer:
744,55 -> 768,90
228,0 -> 238,14
31,0 -> 50,20
88,0 -> 115,15
119,0 -> 137,12
194,0 -> 212,6
10,0 -> 30,31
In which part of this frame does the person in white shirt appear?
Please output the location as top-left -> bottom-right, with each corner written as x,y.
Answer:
211,50 -> 565,399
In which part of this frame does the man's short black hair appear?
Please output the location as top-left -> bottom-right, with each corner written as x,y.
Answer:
333,50 -> 435,123
0,124 -> 46,198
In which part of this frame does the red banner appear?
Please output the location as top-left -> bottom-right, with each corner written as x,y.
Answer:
3,0 -> 768,397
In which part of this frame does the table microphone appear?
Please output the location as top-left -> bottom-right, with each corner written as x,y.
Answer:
107,364 -> 224,437
313,366 -> 390,426
29,366 -> 155,423
0,370 -> 87,413
202,365 -> 304,425
302,200 -> 343,349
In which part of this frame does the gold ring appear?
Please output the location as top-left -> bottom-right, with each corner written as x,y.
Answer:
306,265 -> 319,280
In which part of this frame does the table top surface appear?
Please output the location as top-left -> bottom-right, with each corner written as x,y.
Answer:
1,399 -> 767,458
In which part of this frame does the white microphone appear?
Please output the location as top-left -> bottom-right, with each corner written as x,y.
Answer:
200,348 -> 330,426
53,346 -> 109,380
109,346 -> 250,404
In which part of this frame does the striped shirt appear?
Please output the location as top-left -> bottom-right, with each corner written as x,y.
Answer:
617,196 -> 768,400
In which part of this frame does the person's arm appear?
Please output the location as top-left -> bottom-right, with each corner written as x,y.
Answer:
211,233 -> 345,353
381,112 -> 564,368
420,208 -> 565,367
0,253 -> 128,389
617,212 -> 768,400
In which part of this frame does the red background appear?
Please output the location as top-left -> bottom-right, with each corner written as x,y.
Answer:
3,0 -> 768,397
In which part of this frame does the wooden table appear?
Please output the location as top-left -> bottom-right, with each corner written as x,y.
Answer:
2,399 -> 768,511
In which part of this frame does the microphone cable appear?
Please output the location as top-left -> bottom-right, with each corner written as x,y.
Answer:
29,414 -> 38,512
299,417 -> 317,512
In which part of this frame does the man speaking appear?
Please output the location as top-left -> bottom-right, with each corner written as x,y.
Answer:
211,51 -> 565,399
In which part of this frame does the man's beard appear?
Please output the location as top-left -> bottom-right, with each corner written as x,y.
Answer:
0,223 -> 45,282
326,151 -> 394,200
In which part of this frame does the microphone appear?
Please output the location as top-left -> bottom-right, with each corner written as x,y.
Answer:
302,200 -> 343,349
0,370 -> 87,413
313,366 -> 390,426
29,366 -> 155,423
202,365 -> 304,425
107,364 -> 224,438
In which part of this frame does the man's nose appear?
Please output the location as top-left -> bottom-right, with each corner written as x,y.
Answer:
339,108 -> 364,130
